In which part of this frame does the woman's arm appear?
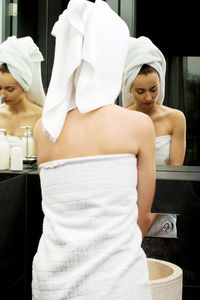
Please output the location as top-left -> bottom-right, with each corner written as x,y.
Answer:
136,115 -> 156,238
170,109 -> 186,165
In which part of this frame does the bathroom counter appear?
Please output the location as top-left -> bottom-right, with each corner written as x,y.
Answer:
21,164 -> 200,178
2,168 -> 39,177
0,168 -> 34,181
156,165 -> 200,181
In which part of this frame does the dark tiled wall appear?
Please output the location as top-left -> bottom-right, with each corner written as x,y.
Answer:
0,174 -> 26,300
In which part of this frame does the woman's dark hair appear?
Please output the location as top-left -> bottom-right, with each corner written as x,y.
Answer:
138,64 -> 158,76
0,63 -> 10,73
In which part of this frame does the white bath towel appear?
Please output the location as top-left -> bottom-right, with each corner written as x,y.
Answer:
122,36 -> 166,108
42,0 -> 130,143
0,36 -> 45,106
32,154 -> 152,300
155,135 -> 171,165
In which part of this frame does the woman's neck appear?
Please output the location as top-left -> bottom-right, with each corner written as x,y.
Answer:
128,103 -> 159,117
7,96 -> 32,114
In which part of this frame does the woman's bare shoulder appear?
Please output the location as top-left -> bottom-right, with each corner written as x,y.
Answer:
96,104 -> 155,154
102,104 -> 154,136
117,106 -> 155,150
158,105 -> 185,125
162,105 -> 185,117
104,104 -> 151,120
29,102 -> 43,115
0,103 -> 8,114
166,107 -> 186,128
171,107 -> 185,119
114,104 -> 153,126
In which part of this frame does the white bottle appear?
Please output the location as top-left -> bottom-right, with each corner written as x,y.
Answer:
21,126 -> 34,157
0,129 -> 10,170
11,146 -> 23,171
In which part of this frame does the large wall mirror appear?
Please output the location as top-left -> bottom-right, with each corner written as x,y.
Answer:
135,0 -> 200,166
1,0 -> 200,166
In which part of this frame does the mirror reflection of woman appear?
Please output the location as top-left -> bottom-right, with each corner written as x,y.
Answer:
0,36 -> 45,150
0,63 -> 42,137
122,37 -> 186,166
122,36 -> 186,237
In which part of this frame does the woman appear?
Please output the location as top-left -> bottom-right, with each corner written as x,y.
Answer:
32,1 -> 155,299
0,36 -> 45,151
122,36 -> 186,166
122,36 -> 186,237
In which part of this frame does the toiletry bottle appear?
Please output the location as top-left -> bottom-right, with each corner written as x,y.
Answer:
11,146 -> 23,171
0,128 -> 10,170
21,126 -> 34,157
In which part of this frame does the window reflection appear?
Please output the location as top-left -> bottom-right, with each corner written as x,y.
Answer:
185,57 -> 200,165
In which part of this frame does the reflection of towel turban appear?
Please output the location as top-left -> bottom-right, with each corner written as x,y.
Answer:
42,0 -> 130,143
122,36 -> 166,108
0,36 -> 45,106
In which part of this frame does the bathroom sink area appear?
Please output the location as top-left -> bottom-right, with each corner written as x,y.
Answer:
147,258 -> 183,300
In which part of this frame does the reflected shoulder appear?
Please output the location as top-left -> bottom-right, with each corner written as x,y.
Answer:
170,107 -> 186,121
162,105 -> 186,121
0,103 -> 8,113
30,102 -> 43,114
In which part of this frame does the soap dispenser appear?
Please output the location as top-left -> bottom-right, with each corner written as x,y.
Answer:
21,126 -> 34,158
0,128 -> 10,170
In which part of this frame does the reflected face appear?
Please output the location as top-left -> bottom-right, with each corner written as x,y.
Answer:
0,72 -> 25,105
130,72 -> 160,108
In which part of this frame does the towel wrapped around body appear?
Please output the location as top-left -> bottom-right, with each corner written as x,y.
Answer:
32,154 -> 152,300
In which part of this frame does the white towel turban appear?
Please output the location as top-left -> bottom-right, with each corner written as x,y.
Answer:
0,36 -> 45,106
42,0 -> 130,143
122,36 -> 166,108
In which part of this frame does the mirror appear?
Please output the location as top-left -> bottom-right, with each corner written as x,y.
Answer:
115,0 -> 200,167
1,0 -> 200,166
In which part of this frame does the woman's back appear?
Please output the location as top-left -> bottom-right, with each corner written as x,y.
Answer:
35,104 -> 153,166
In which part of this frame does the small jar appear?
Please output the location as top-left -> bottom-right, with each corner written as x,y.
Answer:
10,146 -> 23,171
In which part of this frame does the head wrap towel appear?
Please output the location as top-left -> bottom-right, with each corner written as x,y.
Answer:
122,36 -> 166,108
0,36 -> 45,106
42,0 -> 130,143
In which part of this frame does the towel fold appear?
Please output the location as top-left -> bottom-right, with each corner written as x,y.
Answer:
42,0 -> 130,143
0,36 -> 45,106
122,36 -> 166,108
